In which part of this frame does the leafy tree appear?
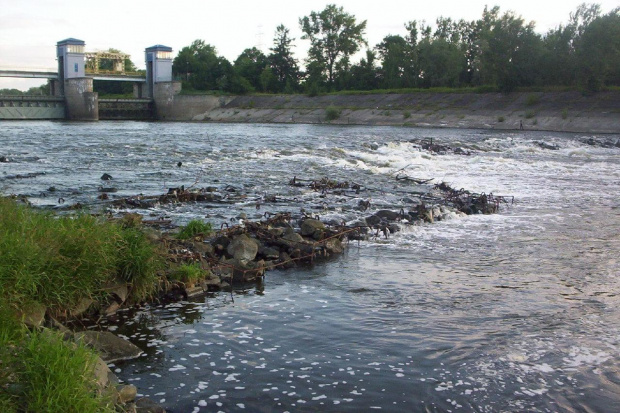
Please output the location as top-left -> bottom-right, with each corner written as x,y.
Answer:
300,4 -> 367,88
376,35 -> 410,89
348,50 -> 379,90
268,25 -> 300,93
473,7 -> 543,91
576,8 -> 620,90
0,88 -> 24,95
417,37 -> 464,88
259,66 -> 279,93
172,40 -> 234,92
234,47 -> 267,92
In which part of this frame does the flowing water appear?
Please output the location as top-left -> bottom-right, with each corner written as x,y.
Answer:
1,121 -> 620,412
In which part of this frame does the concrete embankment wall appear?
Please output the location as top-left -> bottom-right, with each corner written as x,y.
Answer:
156,91 -> 620,134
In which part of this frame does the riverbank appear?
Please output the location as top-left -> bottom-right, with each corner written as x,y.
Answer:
160,90 -> 620,134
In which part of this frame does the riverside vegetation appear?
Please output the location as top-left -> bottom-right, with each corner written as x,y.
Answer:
0,197 -> 160,412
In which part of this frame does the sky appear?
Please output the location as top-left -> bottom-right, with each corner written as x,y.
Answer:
1,0 -> 617,90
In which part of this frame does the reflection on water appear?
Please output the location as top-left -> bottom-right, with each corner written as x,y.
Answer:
1,122 -> 620,412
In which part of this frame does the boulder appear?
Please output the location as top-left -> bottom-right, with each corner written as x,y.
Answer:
268,227 -> 285,237
75,331 -> 143,363
185,285 -> 205,298
258,245 -> 281,259
17,303 -> 47,328
227,234 -> 259,262
324,238 -> 344,254
135,397 -> 166,413
374,210 -> 401,221
365,215 -> 381,226
301,218 -> 326,237
103,281 -> 129,303
70,297 -> 94,317
118,384 -> 138,403
282,229 -> 304,244
213,235 -> 231,252
192,241 -> 215,258
93,356 -> 112,394
104,301 -> 121,316
221,258 -> 265,282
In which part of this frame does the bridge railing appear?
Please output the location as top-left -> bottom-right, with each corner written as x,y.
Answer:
0,95 -> 63,101
85,69 -> 145,77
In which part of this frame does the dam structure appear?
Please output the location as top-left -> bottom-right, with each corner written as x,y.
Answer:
0,39 -> 176,121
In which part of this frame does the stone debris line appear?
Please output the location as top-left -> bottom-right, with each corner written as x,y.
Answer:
102,174 -> 515,297
206,225 -> 360,284
408,137 -> 473,156
289,176 -> 366,196
435,182 -> 514,215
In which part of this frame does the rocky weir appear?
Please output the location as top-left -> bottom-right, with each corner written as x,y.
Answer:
11,138 -> 515,412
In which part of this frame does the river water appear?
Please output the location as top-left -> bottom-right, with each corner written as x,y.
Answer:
1,121 -> 620,412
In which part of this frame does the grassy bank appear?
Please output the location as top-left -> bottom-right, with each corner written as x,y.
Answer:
0,198 -> 163,411
0,198 -> 161,314
0,309 -> 115,412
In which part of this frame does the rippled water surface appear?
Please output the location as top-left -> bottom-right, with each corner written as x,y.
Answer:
2,121 -> 620,412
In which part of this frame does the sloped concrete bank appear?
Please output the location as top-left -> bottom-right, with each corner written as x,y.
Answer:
162,91 -> 620,134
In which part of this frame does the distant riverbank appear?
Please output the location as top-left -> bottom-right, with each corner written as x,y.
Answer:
158,90 -> 620,134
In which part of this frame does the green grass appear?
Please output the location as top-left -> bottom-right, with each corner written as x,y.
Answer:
116,228 -> 162,301
177,219 -> 213,240
324,85 -> 499,96
173,263 -> 208,285
0,308 -> 114,412
0,198 -> 162,312
402,111 -> 411,119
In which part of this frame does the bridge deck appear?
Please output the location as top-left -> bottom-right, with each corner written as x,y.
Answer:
0,70 -> 58,79
0,70 -> 145,82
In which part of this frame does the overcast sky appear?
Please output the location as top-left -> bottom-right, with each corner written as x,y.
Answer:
1,0 -> 617,90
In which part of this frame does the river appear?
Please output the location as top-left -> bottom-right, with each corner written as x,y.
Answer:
1,121 -> 619,412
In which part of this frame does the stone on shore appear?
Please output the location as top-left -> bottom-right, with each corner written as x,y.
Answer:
70,297 -> 94,317
75,331 -> 143,363
118,384 -> 138,403
135,397 -> 166,413
227,234 -> 259,262
17,303 -> 47,328
301,218 -> 326,239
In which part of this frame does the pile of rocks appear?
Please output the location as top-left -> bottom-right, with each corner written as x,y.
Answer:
161,213 -> 349,300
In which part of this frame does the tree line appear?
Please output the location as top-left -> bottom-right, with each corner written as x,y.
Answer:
173,3 -> 620,94
2,3 -> 617,97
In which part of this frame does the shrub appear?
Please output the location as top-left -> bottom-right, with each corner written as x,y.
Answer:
403,111 -> 411,119
525,110 -> 536,119
526,94 -> 540,106
497,116 -> 505,122
325,105 -> 341,121
562,109 -> 568,119
177,219 -> 213,240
